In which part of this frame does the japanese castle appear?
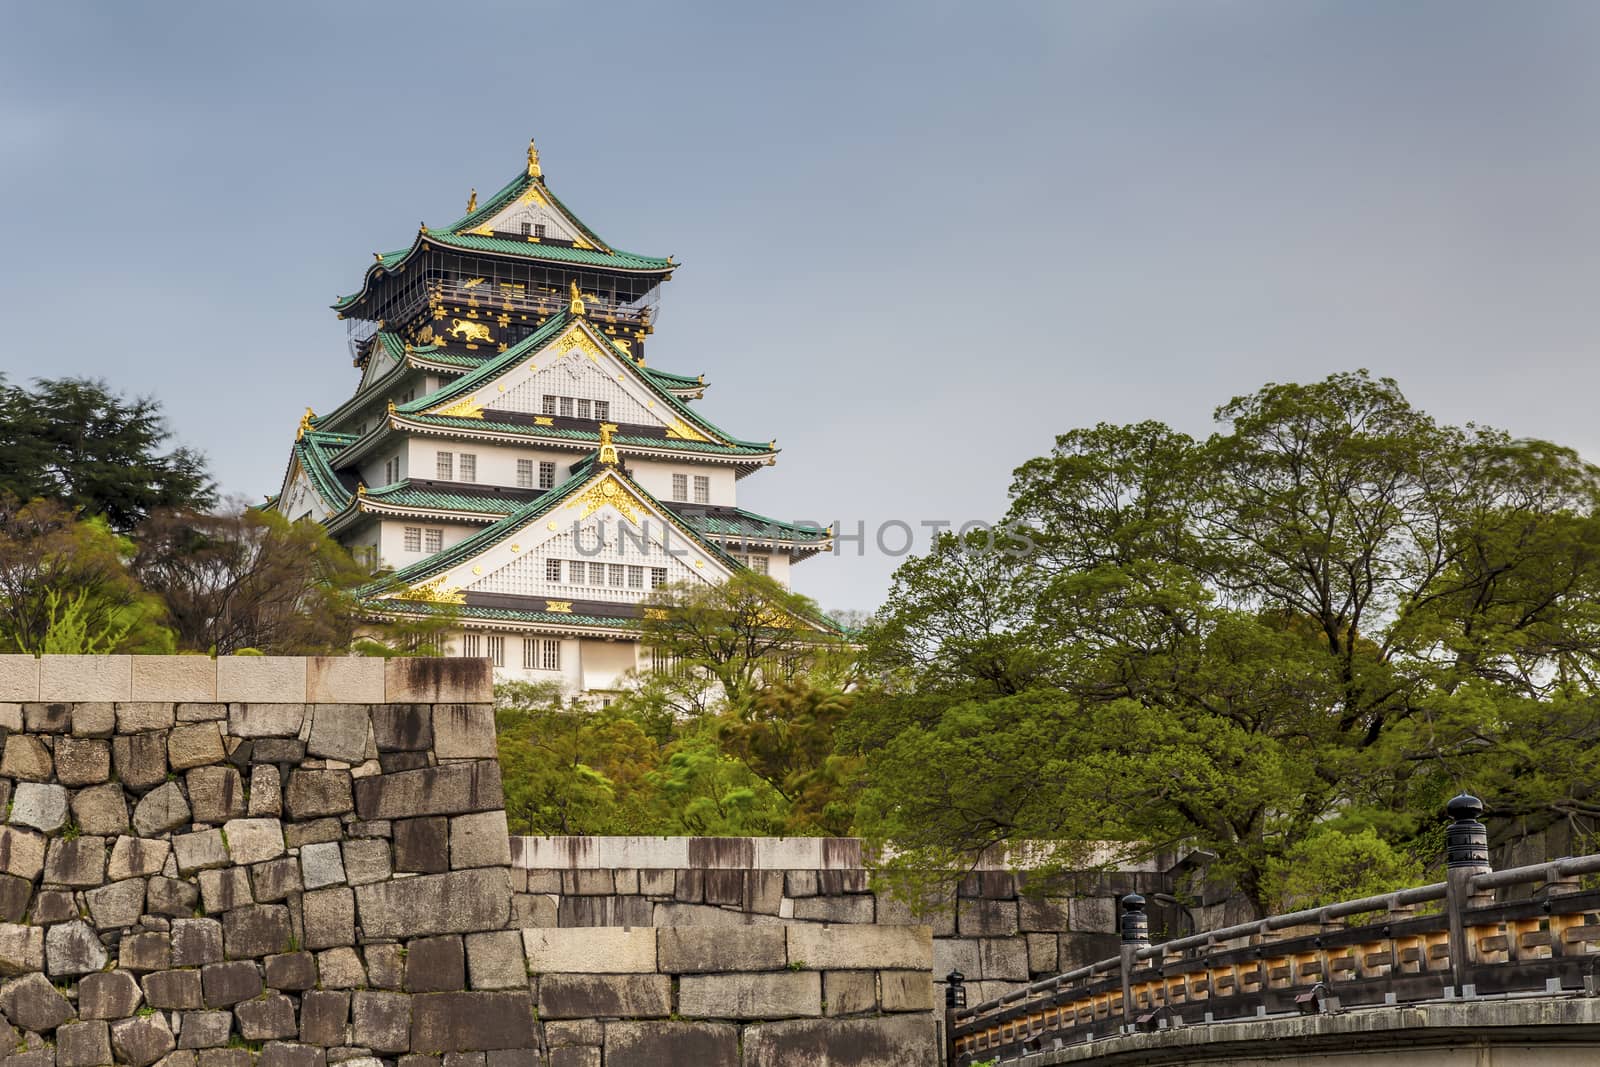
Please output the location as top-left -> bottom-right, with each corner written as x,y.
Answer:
274,139 -> 831,693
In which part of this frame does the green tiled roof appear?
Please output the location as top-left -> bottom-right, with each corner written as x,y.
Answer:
672,507 -> 831,545
367,597 -> 643,629
442,169 -> 623,255
643,368 -> 704,391
402,414 -> 772,457
294,431 -> 358,511
397,312 -> 768,451
363,482 -> 532,515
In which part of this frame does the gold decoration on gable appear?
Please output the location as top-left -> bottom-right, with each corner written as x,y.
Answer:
436,396 -> 484,419
553,326 -> 602,361
398,575 -> 465,605
643,608 -> 669,621
664,419 -> 709,443
447,319 -> 492,343
545,600 -> 572,614
571,474 -> 640,523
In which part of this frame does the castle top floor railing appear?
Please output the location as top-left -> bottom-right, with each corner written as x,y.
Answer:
948,795 -> 1600,1064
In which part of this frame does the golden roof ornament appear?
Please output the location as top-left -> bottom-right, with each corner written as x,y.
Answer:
387,399 -> 396,414
597,423 -> 620,466
357,482 -> 367,497
568,280 -> 586,317
467,188 -> 477,213
296,407 -> 315,441
527,137 -> 542,178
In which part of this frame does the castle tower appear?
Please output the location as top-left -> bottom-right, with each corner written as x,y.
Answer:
273,140 -> 832,694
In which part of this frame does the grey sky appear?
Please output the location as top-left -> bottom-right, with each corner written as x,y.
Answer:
3,2 -> 1599,614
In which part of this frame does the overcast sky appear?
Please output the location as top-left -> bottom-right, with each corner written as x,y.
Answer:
3,2 -> 1599,614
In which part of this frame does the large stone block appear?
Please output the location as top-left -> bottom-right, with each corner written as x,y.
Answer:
142,969 -> 204,1010
384,659 -> 492,704
1069,895 -> 1117,933
173,829 -> 230,874
264,951 -> 317,991
227,702 -> 306,739
404,936 -> 465,993
236,994 -> 297,1041
185,767 -> 246,826
168,724 -> 226,771
131,656 -> 216,702
23,700 -> 68,732
0,826 -> 46,880
740,1015 -> 936,1066
0,873 -> 28,923
537,975 -> 671,1020
523,927 -> 655,974
57,1019 -> 113,1067
307,657 -> 385,703
112,732 -> 168,793
171,918 -> 224,967
315,946 -> 367,989
958,897 -> 1020,937
201,961 -> 262,1007
0,655 -> 39,701
222,817 -> 285,865
86,878 -> 146,930
678,971 -> 822,1020
47,919 -> 108,976
1,734 -> 53,781
785,925 -> 932,971
464,931 -> 524,991
307,704 -> 372,764
370,705 -> 432,752
70,701 -> 115,738
432,705 -> 496,760
131,781 -> 190,836
299,989 -> 349,1047
217,657 -> 307,704
299,842 -> 346,890
79,970 -> 143,1020
394,817 -> 448,874
117,931 -> 172,972
54,738 -> 111,786
602,1021 -> 737,1067
341,837 -> 391,886
116,701 -> 176,733
822,970 -> 876,1016
109,1012 -> 176,1067
198,867 -> 253,914
789,894 -> 875,924
11,782 -> 69,833
354,868 -> 510,938
148,875 -> 202,918
39,655 -> 132,701
409,991 -> 536,1051
0,971 -> 75,1031
450,811 -> 511,870
0,923 -> 44,976
248,764 -> 282,817
880,970 -> 934,1012
352,990 -> 412,1053
353,762 -> 503,820
73,784 -> 130,836
656,927 -> 786,974
44,836 -> 107,887
251,857 -> 303,903
365,943 -> 405,989
285,769 -> 354,818
176,1010 -> 233,1050
223,904 -> 293,959
302,887 -> 356,950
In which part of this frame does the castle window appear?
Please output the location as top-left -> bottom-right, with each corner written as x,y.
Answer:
589,562 -> 607,585
693,475 -> 710,504
535,223 -> 547,239
628,566 -> 644,589
486,635 -> 505,668
539,462 -> 556,489
560,397 -> 574,418
749,554 -> 769,575
525,637 -> 560,671
403,527 -> 421,552
436,452 -> 454,480
594,400 -> 610,422
671,474 -> 688,501
542,395 -> 557,416
459,454 -> 477,483
519,222 -> 531,236
516,459 -> 534,489
575,399 -> 590,420
650,567 -> 667,589
546,559 -> 562,582
460,633 -> 482,658
609,564 -> 625,587
424,529 -> 443,553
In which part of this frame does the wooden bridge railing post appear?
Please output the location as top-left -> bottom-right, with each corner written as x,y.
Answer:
1444,793 -> 1491,995
943,969 -> 966,1066
1120,892 -> 1150,1031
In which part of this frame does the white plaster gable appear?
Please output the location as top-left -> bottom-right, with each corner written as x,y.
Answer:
280,466 -> 333,524
477,184 -> 587,245
357,342 -> 401,392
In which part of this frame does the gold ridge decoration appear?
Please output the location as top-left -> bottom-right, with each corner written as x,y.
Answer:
296,408 -> 315,441
553,326 -> 602,360
527,137 -> 542,178
545,600 -> 572,614
572,473 -> 640,523
468,225 -> 493,237
518,186 -> 547,207
568,280 -> 586,317
398,575 -> 465,605
436,396 -> 484,419
597,423 -> 620,467
643,608 -> 669,621
534,416 -> 554,427
466,189 -> 477,213
462,277 -> 485,289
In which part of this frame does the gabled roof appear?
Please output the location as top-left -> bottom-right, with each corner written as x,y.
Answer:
333,161 -> 673,313
395,311 -> 767,452
286,430 -> 360,513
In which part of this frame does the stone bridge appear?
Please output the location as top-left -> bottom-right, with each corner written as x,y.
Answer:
949,796 -> 1600,1066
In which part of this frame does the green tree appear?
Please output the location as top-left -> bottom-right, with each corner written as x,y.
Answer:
718,682 -> 861,836
858,371 -> 1600,913
0,378 -> 214,530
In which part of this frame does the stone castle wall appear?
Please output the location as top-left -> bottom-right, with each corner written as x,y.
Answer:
0,655 -> 941,1067
511,836 -> 1177,1007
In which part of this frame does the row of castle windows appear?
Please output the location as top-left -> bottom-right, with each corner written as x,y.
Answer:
543,395 -> 612,421
672,474 -> 710,504
403,527 -> 444,553
545,559 -> 668,589
460,633 -> 560,671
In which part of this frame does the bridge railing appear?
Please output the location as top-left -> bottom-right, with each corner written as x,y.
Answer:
947,794 -> 1600,1064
